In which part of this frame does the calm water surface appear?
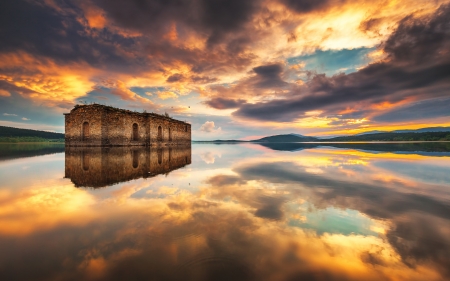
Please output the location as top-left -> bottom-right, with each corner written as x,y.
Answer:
0,143 -> 450,281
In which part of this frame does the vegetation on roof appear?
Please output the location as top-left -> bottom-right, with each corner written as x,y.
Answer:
72,103 -> 190,124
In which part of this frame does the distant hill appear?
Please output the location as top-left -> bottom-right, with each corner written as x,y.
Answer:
392,127 -> 450,133
355,130 -> 388,136
251,132 -> 450,143
253,134 -> 319,142
192,140 -> 246,143
194,129 -> 450,143
258,142 -> 450,155
0,126 -> 64,139
327,132 -> 450,142
355,127 -> 450,136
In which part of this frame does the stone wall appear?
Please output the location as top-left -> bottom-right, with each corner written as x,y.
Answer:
65,145 -> 191,188
65,104 -> 191,146
101,109 -> 150,146
65,105 -> 104,146
149,116 -> 191,144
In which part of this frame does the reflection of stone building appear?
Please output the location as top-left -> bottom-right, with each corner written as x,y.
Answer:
65,146 -> 191,188
64,104 -> 191,146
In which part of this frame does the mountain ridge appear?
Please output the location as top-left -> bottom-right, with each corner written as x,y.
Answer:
356,127 -> 450,136
193,127 -> 450,142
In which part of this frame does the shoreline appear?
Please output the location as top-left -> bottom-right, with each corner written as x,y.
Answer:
192,141 -> 450,144
0,142 -> 65,144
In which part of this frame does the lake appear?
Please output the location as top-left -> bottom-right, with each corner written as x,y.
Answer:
0,142 -> 449,281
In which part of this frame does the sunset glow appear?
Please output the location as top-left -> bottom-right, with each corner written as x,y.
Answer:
1,0 -> 450,138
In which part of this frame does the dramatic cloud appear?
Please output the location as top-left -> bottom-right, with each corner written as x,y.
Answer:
166,73 -> 184,83
201,148 -> 450,278
1,0 -> 450,135
226,4 -> 450,131
205,98 -> 246,110
281,0 -> 344,14
95,0 -> 262,46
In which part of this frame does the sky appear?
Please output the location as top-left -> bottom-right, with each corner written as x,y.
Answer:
0,0 -> 450,140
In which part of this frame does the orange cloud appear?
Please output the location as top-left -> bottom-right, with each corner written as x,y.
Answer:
0,52 -> 97,104
156,91 -> 178,100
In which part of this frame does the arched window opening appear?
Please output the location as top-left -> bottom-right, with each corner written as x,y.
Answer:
81,151 -> 89,171
169,148 -> 172,162
82,122 -> 89,141
157,149 -> 163,165
132,123 -> 139,141
132,150 -> 139,168
169,127 -> 172,141
157,126 -> 162,141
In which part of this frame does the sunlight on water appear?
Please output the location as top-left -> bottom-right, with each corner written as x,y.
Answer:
0,143 -> 449,281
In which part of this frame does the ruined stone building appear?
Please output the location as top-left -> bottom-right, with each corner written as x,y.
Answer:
64,104 -> 191,146
65,146 -> 191,188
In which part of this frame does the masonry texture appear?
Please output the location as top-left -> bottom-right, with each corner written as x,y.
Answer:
65,145 -> 191,188
64,104 -> 191,146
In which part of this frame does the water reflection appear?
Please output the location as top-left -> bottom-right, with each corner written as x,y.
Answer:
0,143 -> 449,281
65,146 -> 192,188
258,141 -> 450,155
0,143 -> 65,161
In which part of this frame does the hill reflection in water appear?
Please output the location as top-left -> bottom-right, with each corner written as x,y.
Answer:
65,146 -> 191,188
257,141 -> 450,155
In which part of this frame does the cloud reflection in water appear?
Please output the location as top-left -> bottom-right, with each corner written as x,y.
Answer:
0,143 -> 449,281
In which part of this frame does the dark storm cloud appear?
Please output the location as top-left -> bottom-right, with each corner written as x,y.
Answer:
0,0 -> 259,80
199,0 -> 260,45
373,97 -> 450,122
0,0 -> 150,73
252,64 -> 288,88
281,0 -> 346,13
166,73 -> 185,83
232,4 -> 450,122
383,6 -> 450,64
141,39 -> 255,75
253,64 -> 284,76
95,0 -> 261,46
205,98 -> 246,109
204,62 -> 290,110
0,1 -> 72,59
